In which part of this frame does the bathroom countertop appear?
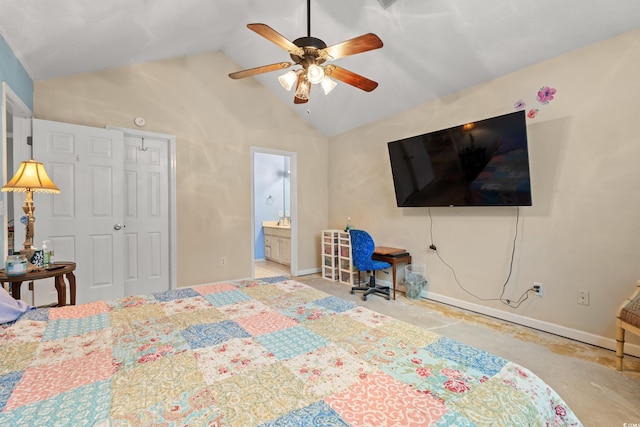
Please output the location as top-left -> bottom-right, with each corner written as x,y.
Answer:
262,220 -> 290,229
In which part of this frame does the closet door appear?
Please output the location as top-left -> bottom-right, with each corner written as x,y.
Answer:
122,135 -> 170,296
32,119 -> 125,303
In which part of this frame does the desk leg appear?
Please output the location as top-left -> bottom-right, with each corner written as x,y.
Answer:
392,264 -> 397,300
66,272 -> 76,306
54,275 -> 67,307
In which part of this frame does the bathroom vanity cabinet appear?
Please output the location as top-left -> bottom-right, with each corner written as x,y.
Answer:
263,223 -> 291,266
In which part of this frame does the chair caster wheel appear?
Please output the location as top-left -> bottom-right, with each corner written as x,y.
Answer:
350,290 -> 355,295
363,296 -> 367,301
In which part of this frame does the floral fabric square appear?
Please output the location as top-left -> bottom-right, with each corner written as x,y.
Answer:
256,326 -> 329,361
0,279 -> 581,426
182,319 -> 250,349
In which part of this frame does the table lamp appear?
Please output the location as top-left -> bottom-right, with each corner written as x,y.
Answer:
2,159 -> 60,250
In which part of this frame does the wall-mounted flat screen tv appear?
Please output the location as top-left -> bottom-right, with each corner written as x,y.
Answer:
387,110 -> 532,207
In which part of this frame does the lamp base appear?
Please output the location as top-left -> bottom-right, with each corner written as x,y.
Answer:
22,191 -> 35,251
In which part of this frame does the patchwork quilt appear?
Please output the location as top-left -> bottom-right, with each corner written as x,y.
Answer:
0,277 -> 581,426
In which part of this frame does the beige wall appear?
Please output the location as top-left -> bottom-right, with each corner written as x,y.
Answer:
34,52 -> 329,287
32,31 -> 640,350
328,29 -> 640,348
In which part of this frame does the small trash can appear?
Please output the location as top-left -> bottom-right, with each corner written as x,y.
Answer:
404,264 -> 427,300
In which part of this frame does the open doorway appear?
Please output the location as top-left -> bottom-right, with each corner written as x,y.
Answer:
250,147 -> 297,279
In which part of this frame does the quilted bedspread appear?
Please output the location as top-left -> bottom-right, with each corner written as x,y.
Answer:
0,277 -> 581,426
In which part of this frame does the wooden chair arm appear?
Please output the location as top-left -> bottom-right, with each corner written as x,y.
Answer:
617,280 -> 640,317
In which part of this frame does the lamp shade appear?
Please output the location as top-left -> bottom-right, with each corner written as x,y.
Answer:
307,64 -> 325,84
320,77 -> 338,95
2,159 -> 60,194
278,70 -> 298,91
295,76 -> 310,100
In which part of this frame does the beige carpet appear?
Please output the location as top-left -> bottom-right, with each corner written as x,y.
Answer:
294,274 -> 640,427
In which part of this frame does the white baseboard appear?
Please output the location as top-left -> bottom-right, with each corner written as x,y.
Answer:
423,290 -> 640,359
296,267 -> 321,277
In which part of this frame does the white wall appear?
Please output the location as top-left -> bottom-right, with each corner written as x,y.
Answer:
328,29 -> 640,349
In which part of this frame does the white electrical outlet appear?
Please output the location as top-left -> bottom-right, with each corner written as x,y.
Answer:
533,282 -> 543,297
577,290 -> 590,306
221,257 -> 227,266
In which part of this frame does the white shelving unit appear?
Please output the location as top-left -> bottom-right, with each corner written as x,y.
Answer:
321,230 -> 340,281
338,231 -> 357,286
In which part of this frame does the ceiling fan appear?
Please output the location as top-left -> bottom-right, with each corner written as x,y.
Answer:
228,0 -> 383,104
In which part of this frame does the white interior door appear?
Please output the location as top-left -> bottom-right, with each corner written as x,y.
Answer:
123,135 -> 170,296
33,119 -> 124,303
33,119 -> 125,303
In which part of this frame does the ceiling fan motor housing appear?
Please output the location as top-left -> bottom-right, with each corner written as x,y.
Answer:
291,36 -> 328,67
292,36 -> 327,49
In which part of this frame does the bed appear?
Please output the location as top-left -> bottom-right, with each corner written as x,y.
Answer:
0,277 -> 581,426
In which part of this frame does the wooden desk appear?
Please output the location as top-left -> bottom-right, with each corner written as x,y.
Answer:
1,262 -> 77,307
372,247 -> 411,300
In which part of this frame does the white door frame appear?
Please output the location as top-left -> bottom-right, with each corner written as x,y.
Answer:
109,126 -> 177,291
250,146 -> 298,278
1,82 -> 32,258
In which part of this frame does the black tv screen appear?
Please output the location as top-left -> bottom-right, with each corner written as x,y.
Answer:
387,110 -> 532,207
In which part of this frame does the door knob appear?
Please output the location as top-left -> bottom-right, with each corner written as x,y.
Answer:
114,224 -> 124,230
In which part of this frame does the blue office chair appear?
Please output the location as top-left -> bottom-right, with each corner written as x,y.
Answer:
349,229 -> 391,301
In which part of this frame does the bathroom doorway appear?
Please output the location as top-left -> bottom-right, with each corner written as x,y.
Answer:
250,147 -> 297,279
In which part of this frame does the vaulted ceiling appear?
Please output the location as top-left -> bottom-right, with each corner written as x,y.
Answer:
1,0 -> 639,136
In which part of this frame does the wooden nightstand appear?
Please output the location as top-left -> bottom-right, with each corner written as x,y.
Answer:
1,262 -> 77,306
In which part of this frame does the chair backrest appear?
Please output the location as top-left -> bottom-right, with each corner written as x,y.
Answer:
349,229 -> 375,271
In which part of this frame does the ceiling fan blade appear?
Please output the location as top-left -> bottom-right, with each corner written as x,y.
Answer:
325,65 -> 379,92
228,62 -> 292,79
321,33 -> 383,60
247,23 -> 301,53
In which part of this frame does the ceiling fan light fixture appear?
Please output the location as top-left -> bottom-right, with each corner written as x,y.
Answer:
307,64 -> 325,84
278,70 -> 298,91
320,76 -> 337,95
229,0 -> 383,104
295,75 -> 310,100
